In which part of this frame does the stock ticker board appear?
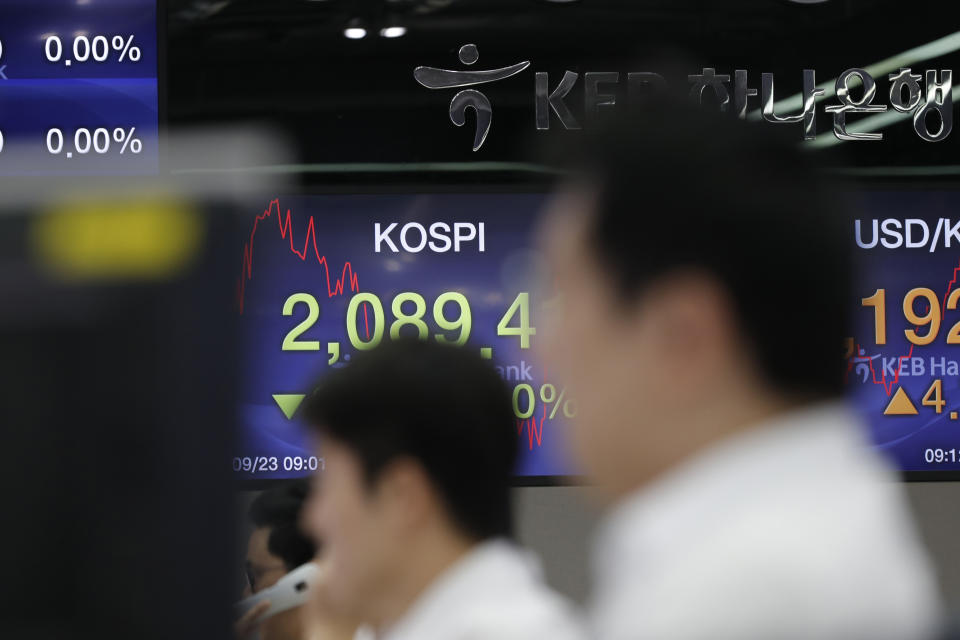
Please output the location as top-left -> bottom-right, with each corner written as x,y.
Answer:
0,0 -> 158,175
850,191 -> 960,473
235,192 -> 960,480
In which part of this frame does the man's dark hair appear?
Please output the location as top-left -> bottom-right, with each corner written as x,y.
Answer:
557,99 -> 851,398
303,339 -> 518,540
248,479 -> 316,570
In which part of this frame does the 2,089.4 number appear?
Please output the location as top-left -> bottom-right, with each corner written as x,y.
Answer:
280,291 -> 536,352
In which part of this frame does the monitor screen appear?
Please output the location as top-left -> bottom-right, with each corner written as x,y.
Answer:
236,193 -> 573,480
851,190 -> 960,474
0,0 -> 159,175
236,190 -> 960,480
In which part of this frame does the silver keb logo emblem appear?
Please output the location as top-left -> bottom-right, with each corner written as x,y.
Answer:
414,44 -> 530,151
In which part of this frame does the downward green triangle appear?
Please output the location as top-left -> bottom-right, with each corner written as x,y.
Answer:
272,394 -> 306,420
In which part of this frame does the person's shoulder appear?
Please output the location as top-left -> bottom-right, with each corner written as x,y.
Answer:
431,541 -> 588,640
594,487 -> 942,640
460,609 -> 587,640
470,552 -> 587,639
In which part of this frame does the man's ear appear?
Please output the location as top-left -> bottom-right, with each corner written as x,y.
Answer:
646,270 -> 738,371
375,457 -> 436,530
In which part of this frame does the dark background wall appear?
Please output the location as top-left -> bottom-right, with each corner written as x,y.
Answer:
166,0 -> 960,175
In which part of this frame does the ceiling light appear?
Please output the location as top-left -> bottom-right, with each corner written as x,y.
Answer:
344,19 -> 367,40
380,26 -> 407,38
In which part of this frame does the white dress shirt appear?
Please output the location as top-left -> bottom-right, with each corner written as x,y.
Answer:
591,402 -> 944,640
357,539 -> 585,640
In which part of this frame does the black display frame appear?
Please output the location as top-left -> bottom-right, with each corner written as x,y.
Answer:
232,177 -> 573,489
847,176 -> 960,482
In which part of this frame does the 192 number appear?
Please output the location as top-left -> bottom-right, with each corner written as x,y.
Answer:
862,288 -> 960,346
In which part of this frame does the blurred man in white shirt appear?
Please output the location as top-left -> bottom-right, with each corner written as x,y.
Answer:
300,339 -> 585,640
539,100 -> 945,640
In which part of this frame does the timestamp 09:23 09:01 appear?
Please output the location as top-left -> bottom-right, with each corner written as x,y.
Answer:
233,455 -> 325,475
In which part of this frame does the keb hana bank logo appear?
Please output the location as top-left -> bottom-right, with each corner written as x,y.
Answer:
414,43 -> 953,151
414,44 -> 530,151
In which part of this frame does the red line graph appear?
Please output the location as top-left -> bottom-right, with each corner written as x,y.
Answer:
517,413 -> 546,450
238,199 -> 367,337
849,257 -> 960,396
515,365 -> 555,450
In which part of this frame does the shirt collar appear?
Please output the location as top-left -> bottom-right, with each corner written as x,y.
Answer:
375,538 -> 540,640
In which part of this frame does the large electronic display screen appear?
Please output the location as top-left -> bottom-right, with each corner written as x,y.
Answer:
237,193 -> 573,480
236,191 -> 960,480
0,0 -> 158,175
850,191 -> 960,474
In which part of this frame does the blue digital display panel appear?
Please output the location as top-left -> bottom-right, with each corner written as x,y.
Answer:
0,0 -> 158,175
235,191 -> 960,480
850,191 -> 960,472
236,194 -> 575,480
